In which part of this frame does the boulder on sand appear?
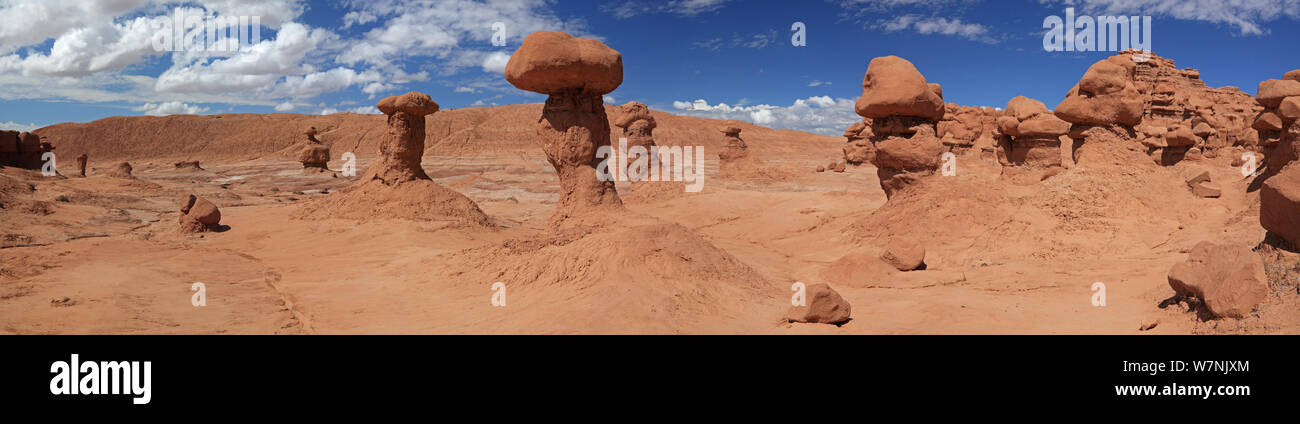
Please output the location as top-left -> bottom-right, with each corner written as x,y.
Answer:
1261,165 -> 1300,247
178,194 -> 222,233
881,239 -> 926,271
1167,242 -> 1269,319
785,283 -> 852,325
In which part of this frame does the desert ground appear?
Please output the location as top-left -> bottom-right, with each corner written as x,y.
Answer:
3,47 -> 1299,335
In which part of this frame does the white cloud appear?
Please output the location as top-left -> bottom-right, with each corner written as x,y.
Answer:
0,0 -> 581,111
454,86 -> 478,93
1040,0 -> 1300,35
349,105 -> 380,114
672,96 -> 859,136
878,15 -> 995,43
604,0 -> 730,18
274,102 -> 295,111
0,121 -> 44,132
136,101 -> 210,116
481,51 -> 511,74
319,107 -> 339,115
603,95 -> 616,104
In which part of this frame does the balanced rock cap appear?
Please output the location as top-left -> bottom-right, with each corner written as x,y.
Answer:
854,56 -> 945,121
505,31 -> 623,96
378,92 -> 439,116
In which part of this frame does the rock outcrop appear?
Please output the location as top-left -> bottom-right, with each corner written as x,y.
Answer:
0,130 -> 52,169
293,92 -> 490,225
178,194 -> 223,233
75,154 -> 88,177
613,101 -> 656,149
1167,242 -> 1269,319
106,162 -> 134,178
851,56 -> 947,197
1060,51 -> 1262,166
505,31 -> 624,227
1261,165 -> 1300,248
717,126 -> 748,162
842,119 -> 875,165
297,126 -> 331,171
997,96 -> 1070,169
1255,70 -> 1300,177
785,283 -> 852,325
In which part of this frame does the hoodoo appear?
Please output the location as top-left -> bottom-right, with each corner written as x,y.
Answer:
851,56 -> 947,198
505,31 -> 624,228
293,92 -> 490,226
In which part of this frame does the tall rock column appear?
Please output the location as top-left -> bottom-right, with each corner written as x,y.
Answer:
505,31 -> 624,227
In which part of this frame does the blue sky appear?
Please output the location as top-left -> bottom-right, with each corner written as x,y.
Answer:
1,0 -> 1297,136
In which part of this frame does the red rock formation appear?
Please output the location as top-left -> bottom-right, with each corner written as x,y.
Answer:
75,154 -> 88,177
613,101 -> 656,149
1254,70 -> 1300,177
297,126 -> 330,171
1062,51 -> 1263,165
294,92 -> 490,226
996,96 -> 1070,169
717,126 -> 748,162
1167,242 -> 1269,319
851,56 -> 947,198
178,194 -> 223,233
505,31 -> 624,227
785,283 -> 852,325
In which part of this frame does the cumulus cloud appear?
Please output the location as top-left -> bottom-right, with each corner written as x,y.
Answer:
0,121 -> 44,132
136,101 -> 210,116
878,15 -> 995,43
274,102 -> 295,111
672,96 -> 859,136
0,0 -> 582,112
481,51 -> 511,73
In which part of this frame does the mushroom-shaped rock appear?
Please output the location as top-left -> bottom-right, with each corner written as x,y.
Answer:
369,92 -> 439,184
505,31 -> 624,227
1258,79 -> 1300,109
785,283 -> 852,325
504,31 -> 622,96
294,91 -> 490,225
998,96 -> 1068,168
854,56 -> 945,121
718,126 -> 749,162
1167,242 -> 1269,319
